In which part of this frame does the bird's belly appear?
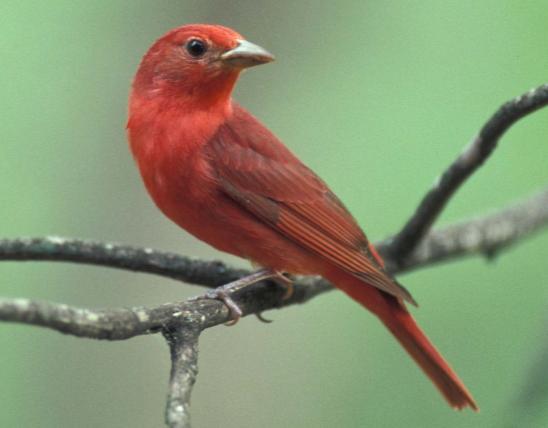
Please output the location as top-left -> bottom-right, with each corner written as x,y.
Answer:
149,173 -> 320,275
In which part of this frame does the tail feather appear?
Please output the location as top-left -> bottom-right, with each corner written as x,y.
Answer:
381,295 -> 478,410
327,269 -> 478,411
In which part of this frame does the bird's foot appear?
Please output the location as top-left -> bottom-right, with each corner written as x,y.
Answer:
204,287 -> 243,326
198,268 -> 286,326
253,272 -> 294,322
274,273 -> 294,300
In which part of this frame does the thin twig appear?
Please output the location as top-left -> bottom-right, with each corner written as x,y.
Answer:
388,84 -> 548,265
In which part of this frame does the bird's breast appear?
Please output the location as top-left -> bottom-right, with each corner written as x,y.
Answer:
128,100 -> 228,226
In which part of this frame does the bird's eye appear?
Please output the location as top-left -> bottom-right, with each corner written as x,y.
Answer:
186,39 -> 207,58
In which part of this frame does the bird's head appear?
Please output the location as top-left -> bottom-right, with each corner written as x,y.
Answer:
132,24 -> 274,106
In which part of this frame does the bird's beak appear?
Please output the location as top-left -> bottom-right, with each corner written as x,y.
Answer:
220,40 -> 275,69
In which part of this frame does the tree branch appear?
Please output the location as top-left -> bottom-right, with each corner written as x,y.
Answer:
0,274 -> 329,339
2,190 -> 546,428
385,187 -> 548,272
2,84 -> 548,427
387,84 -> 548,265
0,236 -> 248,287
2,187 -> 547,339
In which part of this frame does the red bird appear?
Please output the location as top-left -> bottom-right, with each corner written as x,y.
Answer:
127,24 -> 477,410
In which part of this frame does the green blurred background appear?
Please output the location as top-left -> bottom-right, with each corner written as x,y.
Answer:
1,1 -> 547,427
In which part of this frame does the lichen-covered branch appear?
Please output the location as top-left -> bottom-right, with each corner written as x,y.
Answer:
0,274 -> 330,339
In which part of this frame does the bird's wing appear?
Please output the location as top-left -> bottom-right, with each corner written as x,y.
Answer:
205,105 -> 416,305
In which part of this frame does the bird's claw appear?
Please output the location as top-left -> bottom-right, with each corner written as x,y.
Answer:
281,279 -> 294,300
255,312 -> 273,323
272,272 -> 294,300
195,268 -> 279,325
204,288 -> 243,326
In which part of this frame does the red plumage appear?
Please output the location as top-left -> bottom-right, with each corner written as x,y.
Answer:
127,24 -> 477,410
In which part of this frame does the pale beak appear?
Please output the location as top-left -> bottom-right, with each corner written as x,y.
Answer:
221,39 -> 275,68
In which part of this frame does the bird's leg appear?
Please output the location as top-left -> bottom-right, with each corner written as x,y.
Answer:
198,268 -> 291,326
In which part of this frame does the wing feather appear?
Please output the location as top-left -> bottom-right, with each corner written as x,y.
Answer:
206,104 -> 416,305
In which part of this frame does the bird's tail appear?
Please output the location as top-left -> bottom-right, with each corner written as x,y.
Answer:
326,269 -> 478,411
